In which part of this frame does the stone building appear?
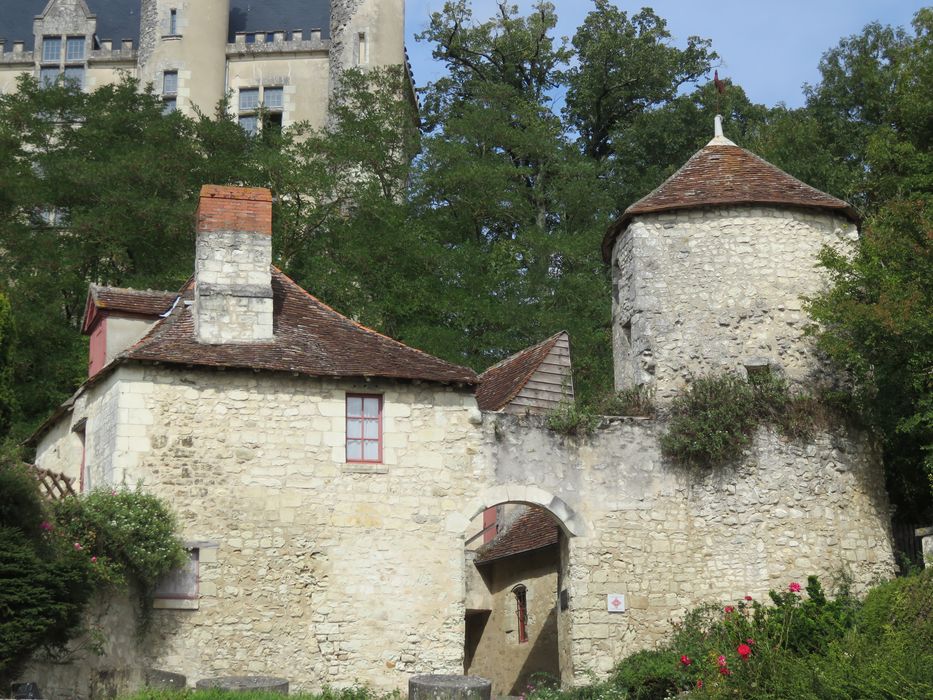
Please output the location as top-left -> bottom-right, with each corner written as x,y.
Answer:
24,122 -> 897,698
0,0 -> 409,132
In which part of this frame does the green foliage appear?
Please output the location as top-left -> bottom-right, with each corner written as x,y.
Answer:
53,487 -> 188,595
565,0 -> 716,161
527,572 -> 932,700
0,292 -> 16,440
0,462 -> 92,686
660,374 -> 757,466
595,386 -> 655,418
0,462 -> 186,684
546,401 -> 600,437
660,373 -> 828,467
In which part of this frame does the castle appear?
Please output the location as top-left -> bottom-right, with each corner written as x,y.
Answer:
23,116 -> 896,698
0,0 -> 409,133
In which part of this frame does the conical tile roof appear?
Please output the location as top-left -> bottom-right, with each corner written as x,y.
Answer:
602,134 -> 859,262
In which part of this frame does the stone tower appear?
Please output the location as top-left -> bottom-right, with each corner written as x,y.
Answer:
603,116 -> 860,398
138,0 -> 230,115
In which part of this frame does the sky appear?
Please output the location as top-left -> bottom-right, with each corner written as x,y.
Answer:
404,0 -> 928,109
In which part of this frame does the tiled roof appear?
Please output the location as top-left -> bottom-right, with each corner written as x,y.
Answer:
475,332 -> 565,411
121,269 -> 477,385
90,285 -> 178,315
474,506 -> 560,565
602,137 -> 860,262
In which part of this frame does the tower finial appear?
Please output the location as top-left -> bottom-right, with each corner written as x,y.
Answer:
714,114 -> 724,138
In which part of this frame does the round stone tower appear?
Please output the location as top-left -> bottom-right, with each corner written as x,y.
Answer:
603,117 -> 860,398
138,0 -> 230,115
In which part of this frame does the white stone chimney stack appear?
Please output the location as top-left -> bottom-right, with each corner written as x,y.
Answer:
194,185 -> 274,344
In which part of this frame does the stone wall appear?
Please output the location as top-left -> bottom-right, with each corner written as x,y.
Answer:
484,414 -> 895,681
611,207 -> 859,397
30,366 -> 895,695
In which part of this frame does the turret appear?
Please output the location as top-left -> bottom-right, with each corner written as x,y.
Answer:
138,0 -> 230,115
603,116 -> 860,399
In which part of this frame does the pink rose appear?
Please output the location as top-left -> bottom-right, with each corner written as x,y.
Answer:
789,582 -> 802,593
680,654 -> 692,666
90,556 -> 97,563
73,542 -> 83,551
724,605 -> 735,613
744,595 -> 753,601
737,643 -> 752,660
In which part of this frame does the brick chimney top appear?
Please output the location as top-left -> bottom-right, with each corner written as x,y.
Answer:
197,185 -> 272,235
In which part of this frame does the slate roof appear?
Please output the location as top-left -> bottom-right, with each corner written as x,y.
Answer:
0,0 -> 330,49
602,137 -> 860,262
475,332 -> 565,411
474,506 -> 560,565
120,269 -> 477,385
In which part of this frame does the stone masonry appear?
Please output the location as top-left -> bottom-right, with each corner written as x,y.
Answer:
612,206 -> 858,397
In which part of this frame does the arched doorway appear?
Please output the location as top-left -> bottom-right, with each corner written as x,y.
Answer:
461,488 -> 581,696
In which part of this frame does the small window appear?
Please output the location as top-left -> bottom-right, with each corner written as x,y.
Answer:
266,32 -> 276,42
65,37 -> 85,62
63,66 -> 84,89
346,394 -> 382,463
357,32 -> 367,65
263,87 -> 283,109
514,585 -> 528,643
153,548 -> 199,608
245,33 -> 256,44
238,114 -> 258,135
239,87 -> 259,111
169,9 -> 178,35
162,70 -> 178,95
162,98 -> 177,115
42,36 -> 62,63
39,67 -> 60,87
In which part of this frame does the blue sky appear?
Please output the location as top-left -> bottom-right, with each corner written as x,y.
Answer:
405,0 -> 928,108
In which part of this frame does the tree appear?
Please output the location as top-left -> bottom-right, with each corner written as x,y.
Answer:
803,11 -> 933,520
565,0 -> 716,162
0,76 -> 254,439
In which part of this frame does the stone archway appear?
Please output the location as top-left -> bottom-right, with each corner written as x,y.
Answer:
459,484 -> 583,695
458,484 -> 587,538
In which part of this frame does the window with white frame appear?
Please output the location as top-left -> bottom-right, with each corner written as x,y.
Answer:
237,86 -> 285,135
42,36 -> 62,62
39,34 -> 86,90
162,70 -> 178,113
346,394 -> 382,463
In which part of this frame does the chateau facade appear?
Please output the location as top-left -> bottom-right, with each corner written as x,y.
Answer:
25,124 -> 897,698
0,0 -> 408,132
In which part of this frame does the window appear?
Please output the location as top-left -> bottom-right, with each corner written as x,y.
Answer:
238,114 -> 258,136
162,98 -> 177,115
66,37 -> 85,61
514,585 -> 528,643
162,70 -> 178,95
239,87 -> 259,111
39,67 -> 60,87
357,32 -> 368,65
346,394 -> 382,463
266,32 -> 276,42
169,8 -> 178,35
263,87 -> 283,109
42,36 -> 62,62
63,66 -> 84,89
153,548 -> 199,609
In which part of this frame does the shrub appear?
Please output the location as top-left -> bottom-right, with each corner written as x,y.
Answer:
122,687 -> 402,700
596,386 -> 655,417
659,374 -> 758,466
660,372 -> 827,466
0,462 -> 94,686
610,649 -> 681,700
547,400 -> 600,436
53,487 -> 188,594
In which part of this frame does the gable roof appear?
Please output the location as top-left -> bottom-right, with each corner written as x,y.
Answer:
601,136 -> 860,262
120,269 -> 477,385
82,285 -> 177,332
474,506 -> 560,565
475,332 -> 567,411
